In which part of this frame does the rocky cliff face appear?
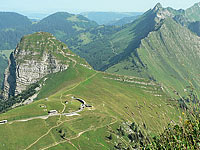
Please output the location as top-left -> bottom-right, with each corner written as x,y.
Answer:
3,32 -> 70,99
153,3 -> 173,21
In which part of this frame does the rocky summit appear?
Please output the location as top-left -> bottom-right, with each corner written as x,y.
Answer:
3,32 -> 70,99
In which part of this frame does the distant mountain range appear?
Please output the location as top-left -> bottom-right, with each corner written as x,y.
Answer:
19,12 -> 49,20
0,11 -> 142,51
107,15 -> 140,26
80,12 -> 143,25
0,11 -> 98,50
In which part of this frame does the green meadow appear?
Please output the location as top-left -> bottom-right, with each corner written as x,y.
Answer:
0,64 -> 181,149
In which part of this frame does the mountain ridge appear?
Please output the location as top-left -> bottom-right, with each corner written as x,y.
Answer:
106,14 -> 200,96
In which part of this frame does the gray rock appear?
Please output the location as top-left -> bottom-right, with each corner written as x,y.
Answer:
3,46 -> 68,99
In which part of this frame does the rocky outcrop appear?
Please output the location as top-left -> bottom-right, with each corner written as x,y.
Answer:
3,32 -> 69,99
152,3 -> 173,23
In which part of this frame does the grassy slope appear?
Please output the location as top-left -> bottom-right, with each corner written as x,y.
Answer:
185,2 -> 200,22
18,32 -> 69,60
16,32 -> 89,68
139,18 -> 200,95
0,63 -> 180,149
107,18 -> 200,97
66,25 -> 122,70
32,12 -> 98,42
109,9 -> 156,55
65,3 -> 200,73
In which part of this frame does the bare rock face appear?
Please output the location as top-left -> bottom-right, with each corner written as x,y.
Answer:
3,32 -> 69,99
153,3 -> 173,23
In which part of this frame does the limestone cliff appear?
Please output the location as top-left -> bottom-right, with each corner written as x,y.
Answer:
3,32 -> 71,99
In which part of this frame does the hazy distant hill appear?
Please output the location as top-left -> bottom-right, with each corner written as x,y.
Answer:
81,12 -> 143,25
0,12 -> 31,29
0,12 -> 32,49
32,12 -> 98,40
20,12 -> 49,20
65,25 -> 123,70
0,12 -> 98,50
108,15 -> 140,26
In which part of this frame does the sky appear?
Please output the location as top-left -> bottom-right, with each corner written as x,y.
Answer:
1,0 -> 200,13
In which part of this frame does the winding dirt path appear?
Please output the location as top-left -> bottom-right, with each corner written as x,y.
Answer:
24,72 -> 98,150
7,72 -> 98,125
41,118 -> 118,150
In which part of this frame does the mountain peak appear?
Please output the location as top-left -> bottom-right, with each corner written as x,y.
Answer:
23,32 -> 54,39
153,3 -> 163,11
152,3 -> 173,21
3,32 -> 70,98
194,2 -> 200,7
